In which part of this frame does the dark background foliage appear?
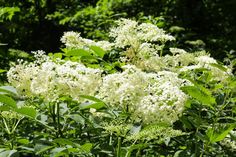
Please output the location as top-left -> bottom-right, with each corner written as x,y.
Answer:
0,0 -> 236,60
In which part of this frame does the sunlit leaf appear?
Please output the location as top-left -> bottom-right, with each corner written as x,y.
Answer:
15,107 -> 37,118
0,94 -> 17,108
181,86 -> 215,108
90,45 -> 106,58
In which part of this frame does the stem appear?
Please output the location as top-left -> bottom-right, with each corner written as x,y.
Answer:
109,133 -> 112,146
56,103 -> 63,137
10,133 -> 15,149
116,137 -> 122,157
2,118 -> 11,134
11,117 -> 24,133
35,119 -> 55,131
125,139 -> 137,157
159,44 -> 164,57
136,149 -> 141,157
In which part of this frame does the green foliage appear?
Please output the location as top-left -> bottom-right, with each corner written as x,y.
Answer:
0,1 -> 235,154
0,7 -> 20,22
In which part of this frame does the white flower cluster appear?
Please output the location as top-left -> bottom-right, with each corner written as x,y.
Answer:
126,125 -> 184,142
137,48 -> 195,72
220,131 -> 236,152
61,31 -> 114,51
98,65 -> 147,111
109,18 -> 175,48
98,65 -> 190,125
180,55 -> 232,81
1,111 -> 23,119
7,51 -> 102,102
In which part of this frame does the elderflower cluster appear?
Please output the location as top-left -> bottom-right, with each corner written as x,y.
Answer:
109,18 -> 175,48
136,71 -> 191,124
220,131 -> 236,152
1,111 -> 23,119
98,65 -> 147,111
61,31 -> 114,51
7,51 -> 102,102
109,19 -> 175,68
126,125 -> 184,142
98,65 -> 190,125
180,55 -> 231,81
137,48 -> 195,72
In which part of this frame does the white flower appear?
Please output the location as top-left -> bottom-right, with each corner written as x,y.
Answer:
137,23 -> 175,42
95,40 -> 114,51
61,31 -> 113,51
7,51 -> 102,102
61,31 -> 83,48
179,55 -> 232,81
98,65 -> 189,125
109,18 -> 139,48
196,55 -> 217,65
169,48 -> 187,55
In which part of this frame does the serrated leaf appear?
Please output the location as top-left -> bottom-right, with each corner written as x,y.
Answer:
35,144 -> 54,155
181,86 -> 215,108
15,107 -> 37,118
0,95 -> 17,108
90,45 -> 106,58
207,124 -> 236,143
80,143 -> 93,153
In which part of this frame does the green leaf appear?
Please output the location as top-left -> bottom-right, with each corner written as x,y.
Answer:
35,144 -> 54,155
173,150 -> 184,157
210,63 -> 228,72
80,102 -> 105,110
17,138 -> 30,145
67,114 -> 85,125
126,143 -> 148,157
53,138 -> 75,147
207,124 -> 236,143
0,149 -> 18,157
79,95 -> 104,103
15,107 -> 37,118
0,105 -> 11,111
80,143 -> 93,153
90,45 -> 106,58
0,86 -> 18,96
50,147 -> 67,157
64,49 -> 92,57
80,55 -> 98,62
0,95 -> 17,108
0,7 -> 20,21
181,86 -> 215,108
0,69 -> 6,73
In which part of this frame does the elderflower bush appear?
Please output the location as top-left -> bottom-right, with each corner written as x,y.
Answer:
8,18 -> 232,125
7,51 -> 102,102
5,18 -> 235,156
